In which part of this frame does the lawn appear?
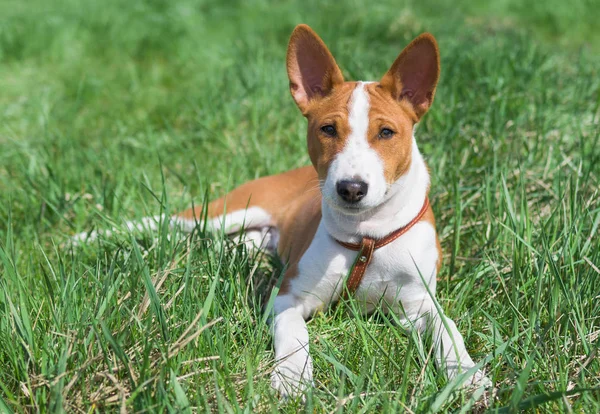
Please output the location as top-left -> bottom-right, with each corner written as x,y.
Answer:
1,0 -> 599,412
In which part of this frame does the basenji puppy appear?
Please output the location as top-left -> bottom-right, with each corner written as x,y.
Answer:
73,24 -> 490,397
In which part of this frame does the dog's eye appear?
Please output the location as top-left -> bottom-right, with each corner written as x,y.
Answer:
379,128 -> 394,139
320,125 -> 337,137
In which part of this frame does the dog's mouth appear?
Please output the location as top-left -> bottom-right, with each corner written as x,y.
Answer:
323,195 -> 371,216
320,179 -> 389,216
338,204 -> 363,214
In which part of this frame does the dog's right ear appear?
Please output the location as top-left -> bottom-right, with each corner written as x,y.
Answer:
286,25 -> 344,114
380,33 -> 440,121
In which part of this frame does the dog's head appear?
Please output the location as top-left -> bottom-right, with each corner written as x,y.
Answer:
287,25 -> 439,214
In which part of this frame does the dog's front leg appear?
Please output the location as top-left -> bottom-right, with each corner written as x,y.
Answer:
411,301 -> 491,388
270,295 -> 313,397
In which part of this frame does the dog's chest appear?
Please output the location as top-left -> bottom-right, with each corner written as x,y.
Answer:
291,220 -> 439,316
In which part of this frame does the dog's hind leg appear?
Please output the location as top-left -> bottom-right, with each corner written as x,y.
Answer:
71,166 -> 317,249
173,166 -> 318,251
172,206 -> 278,252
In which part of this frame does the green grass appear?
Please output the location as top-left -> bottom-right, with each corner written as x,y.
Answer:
1,0 -> 599,411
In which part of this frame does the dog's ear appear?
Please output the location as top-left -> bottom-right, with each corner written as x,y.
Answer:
287,24 -> 344,114
380,33 -> 440,121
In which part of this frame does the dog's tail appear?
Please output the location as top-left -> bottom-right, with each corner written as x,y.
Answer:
71,166 -> 318,249
70,214 -> 178,245
70,206 -> 278,251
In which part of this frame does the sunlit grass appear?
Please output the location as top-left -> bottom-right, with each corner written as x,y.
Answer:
0,0 -> 599,411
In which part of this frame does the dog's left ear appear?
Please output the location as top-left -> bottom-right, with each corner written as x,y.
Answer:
287,24 -> 344,114
380,33 -> 440,121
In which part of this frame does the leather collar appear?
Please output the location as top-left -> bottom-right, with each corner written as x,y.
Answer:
334,197 -> 430,299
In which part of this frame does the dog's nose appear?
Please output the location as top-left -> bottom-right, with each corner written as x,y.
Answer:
336,180 -> 368,203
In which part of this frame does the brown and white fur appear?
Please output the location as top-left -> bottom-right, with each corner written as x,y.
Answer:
74,25 -> 490,396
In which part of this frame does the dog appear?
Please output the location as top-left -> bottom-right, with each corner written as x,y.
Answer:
74,24 -> 490,397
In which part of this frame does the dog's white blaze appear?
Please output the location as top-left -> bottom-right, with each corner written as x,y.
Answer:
323,82 -> 387,210
347,81 -> 371,147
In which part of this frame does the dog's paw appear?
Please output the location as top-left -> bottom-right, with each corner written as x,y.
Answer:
447,365 -> 492,390
271,356 -> 313,398
462,369 -> 492,389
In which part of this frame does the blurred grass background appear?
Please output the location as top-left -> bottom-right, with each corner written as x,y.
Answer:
0,0 -> 599,412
